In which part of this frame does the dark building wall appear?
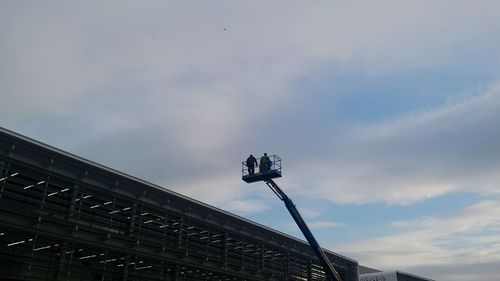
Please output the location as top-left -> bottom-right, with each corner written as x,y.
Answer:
360,271 -> 434,281
359,265 -> 381,275
396,272 -> 434,281
0,128 -> 358,281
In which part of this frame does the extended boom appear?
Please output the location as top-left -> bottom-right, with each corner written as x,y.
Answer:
241,154 -> 341,281
265,179 -> 341,281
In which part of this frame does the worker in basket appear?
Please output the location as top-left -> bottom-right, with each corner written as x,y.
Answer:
246,154 -> 258,175
260,153 -> 271,173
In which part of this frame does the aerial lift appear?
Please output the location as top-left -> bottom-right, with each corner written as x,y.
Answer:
242,155 -> 341,281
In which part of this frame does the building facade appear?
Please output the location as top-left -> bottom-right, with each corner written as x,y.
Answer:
0,128 -> 358,281
359,271 -> 435,281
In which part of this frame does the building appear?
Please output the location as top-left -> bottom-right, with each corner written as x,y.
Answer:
0,127 -> 358,281
359,270 -> 435,281
358,265 -> 381,275
359,260 -> 434,281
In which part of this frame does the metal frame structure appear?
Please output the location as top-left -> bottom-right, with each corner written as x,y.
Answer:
0,127 -> 358,281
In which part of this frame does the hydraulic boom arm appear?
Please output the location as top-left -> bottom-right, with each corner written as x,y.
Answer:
266,179 -> 341,281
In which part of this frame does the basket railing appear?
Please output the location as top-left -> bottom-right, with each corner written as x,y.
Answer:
242,155 -> 281,177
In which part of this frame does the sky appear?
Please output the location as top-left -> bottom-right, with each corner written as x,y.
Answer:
1,1 -> 500,280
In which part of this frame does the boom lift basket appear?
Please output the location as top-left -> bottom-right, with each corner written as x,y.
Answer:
242,154 -> 282,183
241,154 -> 341,281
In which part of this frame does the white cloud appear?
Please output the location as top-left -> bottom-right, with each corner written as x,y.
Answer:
287,83 -> 500,205
224,199 -> 270,214
298,207 -> 323,218
392,200 -> 500,234
0,13 -> 93,119
339,198 -> 500,279
281,219 -> 342,234
3,1 -> 500,119
308,220 -> 342,229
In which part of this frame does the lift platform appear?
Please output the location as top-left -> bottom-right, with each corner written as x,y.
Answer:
241,154 -> 282,183
241,154 -> 341,281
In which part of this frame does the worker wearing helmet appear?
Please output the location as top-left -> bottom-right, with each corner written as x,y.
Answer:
260,153 -> 271,173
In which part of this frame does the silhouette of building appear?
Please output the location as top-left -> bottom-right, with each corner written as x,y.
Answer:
0,127 -> 358,281
358,265 -> 381,275
359,270 -> 434,281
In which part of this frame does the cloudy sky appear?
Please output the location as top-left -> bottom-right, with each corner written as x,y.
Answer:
2,1 -> 500,280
